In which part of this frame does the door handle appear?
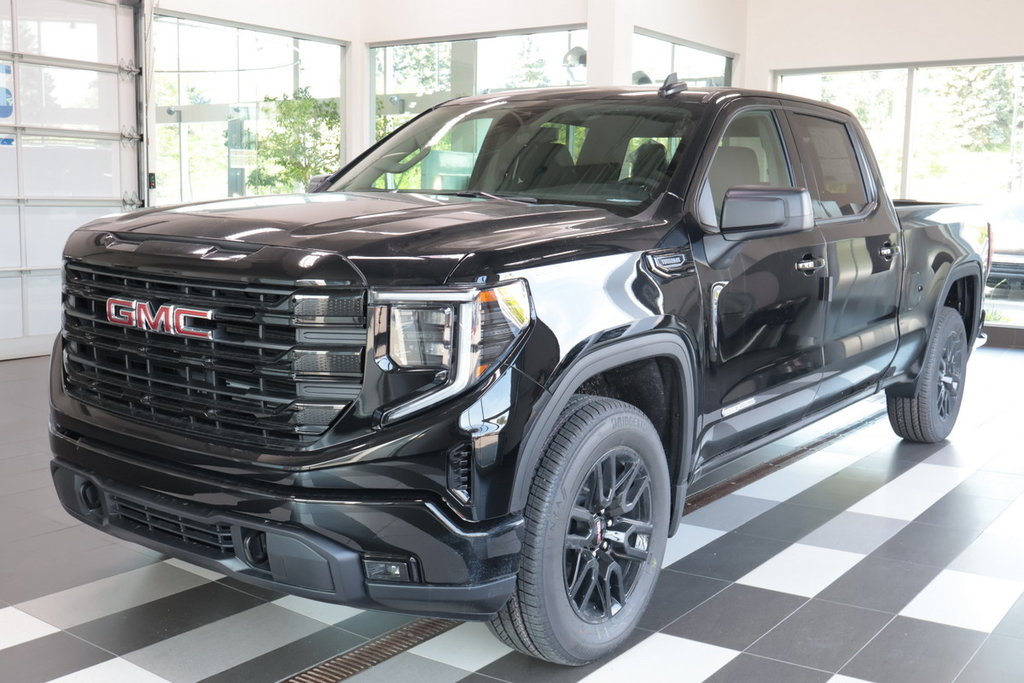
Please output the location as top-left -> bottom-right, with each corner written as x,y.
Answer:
879,242 -> 900,261
795,257 -> 826,273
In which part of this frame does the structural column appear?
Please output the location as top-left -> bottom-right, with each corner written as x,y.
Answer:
586,0 -> 634,86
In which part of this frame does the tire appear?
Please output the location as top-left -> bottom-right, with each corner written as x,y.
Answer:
488,395 -> 670,665
887,306 -> 968,442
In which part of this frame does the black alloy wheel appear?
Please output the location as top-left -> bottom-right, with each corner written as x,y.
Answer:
487,395 -> 670,665
564,449 -> 654,623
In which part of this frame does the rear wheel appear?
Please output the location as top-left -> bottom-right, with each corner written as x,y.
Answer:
488,395 -> 670,665
887,306 -> 968,442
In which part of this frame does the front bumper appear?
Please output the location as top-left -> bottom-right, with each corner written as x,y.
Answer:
49,427 -> 522,620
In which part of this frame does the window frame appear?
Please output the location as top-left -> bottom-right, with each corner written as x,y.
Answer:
691,103 -> 800,231
778,106 -> 880,226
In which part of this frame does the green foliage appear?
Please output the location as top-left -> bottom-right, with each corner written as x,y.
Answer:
505,37 -> 550,89
247,87 -> 342,194
390,43 -> 451,94
941,65 -> 1014,152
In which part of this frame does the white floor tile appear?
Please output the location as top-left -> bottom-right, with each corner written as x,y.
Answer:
737,544 -> 865,598
982,497 -> 1024,540
47,657 -> 172,683
272,595 -> 363,625
162,557 -> 226,583
734,450 -> 864,502
900,569 -> 1024,632
847,463 -> 972,521
0,606 -> 58,650
663,524 -> 727,566
678,494 -> 777,532
581,633 -> 738,683
408,622 -> 512,671
949,532 -> 1024,582
15,561 -> 209,629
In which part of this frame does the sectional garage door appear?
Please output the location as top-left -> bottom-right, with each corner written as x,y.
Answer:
0,0 -> 139,359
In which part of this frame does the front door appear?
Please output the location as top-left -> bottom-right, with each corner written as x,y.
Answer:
690,107 -> 828,463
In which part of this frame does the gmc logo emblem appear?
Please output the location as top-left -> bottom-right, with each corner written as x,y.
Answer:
105,298 -> 214,340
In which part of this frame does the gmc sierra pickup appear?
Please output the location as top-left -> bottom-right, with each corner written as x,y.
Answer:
49,80 -> 989,665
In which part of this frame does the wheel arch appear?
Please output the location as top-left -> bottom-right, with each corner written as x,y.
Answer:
511,331 -> 698,536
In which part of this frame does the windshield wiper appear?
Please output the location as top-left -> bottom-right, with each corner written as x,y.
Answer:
453,190 -> 538,205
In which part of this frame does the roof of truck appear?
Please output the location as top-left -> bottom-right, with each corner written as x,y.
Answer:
443,85 -> 854,118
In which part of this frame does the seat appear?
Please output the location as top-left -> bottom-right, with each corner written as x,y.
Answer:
503,128 -> 577,191
626,141 -> 669,190
709,145 -> 760,216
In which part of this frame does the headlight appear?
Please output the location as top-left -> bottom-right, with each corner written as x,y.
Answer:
371,280 -> 532,423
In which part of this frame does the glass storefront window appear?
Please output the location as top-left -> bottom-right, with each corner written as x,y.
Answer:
152,16 -> 344,205
372,29 -> 588,141
778,62 -> 1024,329
632,32 -> 731,87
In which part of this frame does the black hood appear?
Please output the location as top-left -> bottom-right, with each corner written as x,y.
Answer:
76,192 -> 651,285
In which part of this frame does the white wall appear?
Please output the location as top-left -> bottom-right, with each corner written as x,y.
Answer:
633,0 -> 747,59
153,0 -> 358,41
744,0 -> 1024,89
360,0 -> 588,45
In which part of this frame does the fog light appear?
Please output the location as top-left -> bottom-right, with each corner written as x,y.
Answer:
362,557 -> 418,583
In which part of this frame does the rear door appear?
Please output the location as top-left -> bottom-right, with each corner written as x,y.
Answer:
783,109 -> 901,410
690,104 -> 828,462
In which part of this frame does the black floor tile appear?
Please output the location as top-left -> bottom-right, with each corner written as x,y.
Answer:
667,531 -> 791,581
0,631 -> 113,683
915,492 -> 1012,531
638,570 -> 728,631
817,555 -> 942,613
705,653 -> 830,683
872,522 -> 981,567
69,581 -> 266,654
955,634 -> 1024,683
786,470 -> 892,511
747,598 -> 892,671
334,610 -> 420,640
474,628 -> 648,683
216,576 -> 287,602
841,616 -> 986,683
733,502 -> 839,543
662,584 -> 806,650
200,626 -> 366,683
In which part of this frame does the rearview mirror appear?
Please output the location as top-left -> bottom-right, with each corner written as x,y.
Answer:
721,187 -> 813,240
306,173 -> 332,193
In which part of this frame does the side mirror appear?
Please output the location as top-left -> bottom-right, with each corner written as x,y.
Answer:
306,173 -> 332,193
720,186 -> 814,240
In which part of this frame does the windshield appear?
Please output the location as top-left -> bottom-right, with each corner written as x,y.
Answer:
328,96 -> 704,215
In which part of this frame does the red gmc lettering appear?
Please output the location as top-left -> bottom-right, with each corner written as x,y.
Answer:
173,307 -> 214,339
105,298 -> 136,326
105,298 -> 213,340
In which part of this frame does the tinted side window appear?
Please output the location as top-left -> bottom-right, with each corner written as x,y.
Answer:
700,110 -> 793,226
790,113 -> 869,219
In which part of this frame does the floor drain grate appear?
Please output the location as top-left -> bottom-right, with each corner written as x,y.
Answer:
284,618 -> 461,682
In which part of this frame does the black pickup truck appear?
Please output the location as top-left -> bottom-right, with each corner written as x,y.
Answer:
49,82 -> 988,665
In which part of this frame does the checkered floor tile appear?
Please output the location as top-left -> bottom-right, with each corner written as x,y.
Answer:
3,347 -> 1023,682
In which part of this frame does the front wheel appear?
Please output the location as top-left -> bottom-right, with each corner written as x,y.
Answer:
488,395 -> 670,665
887,306 -> 968,442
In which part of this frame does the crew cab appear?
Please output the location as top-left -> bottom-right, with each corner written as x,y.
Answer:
49,81 -> 988,665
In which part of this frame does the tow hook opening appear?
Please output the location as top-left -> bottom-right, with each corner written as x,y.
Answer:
241,529 -> 270,569
79,481 -> 102,511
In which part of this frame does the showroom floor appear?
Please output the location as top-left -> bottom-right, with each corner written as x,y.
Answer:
2,346 -> 1023,683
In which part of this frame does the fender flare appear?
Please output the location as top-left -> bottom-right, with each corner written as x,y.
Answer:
510,331 -> 699,535
930,259 -> 984,344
